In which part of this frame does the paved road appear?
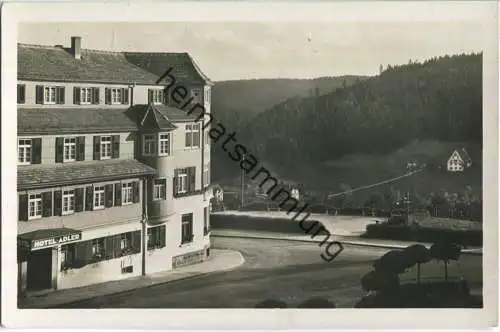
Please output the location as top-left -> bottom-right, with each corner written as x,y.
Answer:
59,237 -> 482,308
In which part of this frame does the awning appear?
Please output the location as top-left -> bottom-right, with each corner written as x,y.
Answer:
18,228 -> 82,251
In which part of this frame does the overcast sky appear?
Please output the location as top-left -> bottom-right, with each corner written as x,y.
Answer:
19,20 -> 484,81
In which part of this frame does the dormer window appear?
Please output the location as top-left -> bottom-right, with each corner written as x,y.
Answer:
190,88 -> 202,104
74,87 -> 100,105
148,89 -> 165,105
105,87 -> 129,105
45,87 -> 57,104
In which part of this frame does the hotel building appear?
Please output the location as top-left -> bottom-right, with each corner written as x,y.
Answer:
17,36 -> 212,293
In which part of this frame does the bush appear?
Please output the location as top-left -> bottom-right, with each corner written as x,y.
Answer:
363,223 -> 482,246
210,214 -> 324,235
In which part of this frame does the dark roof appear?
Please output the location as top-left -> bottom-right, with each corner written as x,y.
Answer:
459,148 -> 472,162
139,104 -> 178,131
18,108 -> 138,134
18,228 -> 81,241
18,44 -> 211,85
18,44 -> 159,85
124,52 -> 211,84
18,159 -> 155,190
154,104 -> 200,122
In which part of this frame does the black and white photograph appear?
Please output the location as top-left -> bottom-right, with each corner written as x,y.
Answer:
1,1 -> 498,329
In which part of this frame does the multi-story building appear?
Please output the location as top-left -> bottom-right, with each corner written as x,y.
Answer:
17,36 -> 212,293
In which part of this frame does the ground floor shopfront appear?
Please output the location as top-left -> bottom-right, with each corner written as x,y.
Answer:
18,216 -> 211,294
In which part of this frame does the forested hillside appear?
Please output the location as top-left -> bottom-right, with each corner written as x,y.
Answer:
240,53 -> 482,166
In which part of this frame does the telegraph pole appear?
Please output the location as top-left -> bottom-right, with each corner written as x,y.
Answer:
406,161 -> 417,225
240,153 -> 246,209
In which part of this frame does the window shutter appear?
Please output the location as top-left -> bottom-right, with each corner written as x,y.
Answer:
92,88 -> 100,104
54,190 -> 62,216
173,169 -> 178,196
35,85 -> 43,104
105,236 -> 115,260
189,167 -> 196,193
17,85 -> 26,104
122,88 -> 129,104
73,87 -> 80,104
114,183 -> 122,206
31,138 -> 42,164
18,194 -> 28,221
74,188 -> 84,212
42,191 -> 53,217
132,231 -> 141,253
159,225 -> 166,248
114,234 -> 122,257
57,87 -> 65,104
105,88 -> 111,105
111,135 -> 120,159
55,137 -> 64,163
105,184 -> 114,208
163,89 -> 169,105
148,89 -> 153,103
76,136 -> 85,161
85,186 -> 93,211
93,136 -> 101,160
132,181 -> 140,203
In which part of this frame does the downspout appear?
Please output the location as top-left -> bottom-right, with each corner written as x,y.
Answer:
141,176 -> 148,276
201,91 -> 206,202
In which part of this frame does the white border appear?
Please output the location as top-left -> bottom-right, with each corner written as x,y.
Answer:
2,1 -> 498,329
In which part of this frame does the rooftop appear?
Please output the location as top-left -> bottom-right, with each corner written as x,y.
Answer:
18,159 -> 156,190
18,39 -> 210,85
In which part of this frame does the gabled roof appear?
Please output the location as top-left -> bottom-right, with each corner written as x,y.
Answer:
18,43 -> 211,85
18,44 -> 159,85
124,52 -> 211,85
18,159 -> 155,190
18,107 -> 138,135
139,104 -> 178,131
153,104 -> 200,122
448,148 -> 472,163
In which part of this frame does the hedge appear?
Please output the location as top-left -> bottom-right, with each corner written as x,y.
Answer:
363,223 -> 482,246
210,214 -> 324,235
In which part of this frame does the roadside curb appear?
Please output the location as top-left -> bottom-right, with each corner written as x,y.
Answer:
21,250 -> 245,309
212,233 -> 483,256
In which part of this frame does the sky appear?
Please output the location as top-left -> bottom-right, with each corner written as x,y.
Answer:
19,20 -> 484,81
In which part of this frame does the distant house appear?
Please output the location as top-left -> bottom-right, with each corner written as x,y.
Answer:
447,148 -> 472,172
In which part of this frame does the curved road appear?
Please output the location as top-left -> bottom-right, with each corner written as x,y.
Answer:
58,237 -> 482,308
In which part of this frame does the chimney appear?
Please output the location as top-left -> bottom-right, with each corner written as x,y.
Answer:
71,36 -> 82,60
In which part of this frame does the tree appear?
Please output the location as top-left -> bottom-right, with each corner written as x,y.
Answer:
430,241 -> 461,281
403,244 -> 431,284
361,269 -> 400,293
373,250 -> 415,274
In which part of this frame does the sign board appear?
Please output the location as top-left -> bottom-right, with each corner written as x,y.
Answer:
31,233 -> 82,251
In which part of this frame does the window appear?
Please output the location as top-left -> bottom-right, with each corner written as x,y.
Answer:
159,133 -> 171,156
111,88 -> 122,104
18,138 -> 32,164
91,239 -> 103,256
177,169 -> 188,194
203,207 -> 209,235
17,84 -> 25,104
100,136 -> 112,159
204,129 -> 210,146
181,213 -> 194,244
105,87 -> 128,105
191,88 -> 201,103
147,225 -> 166,250
28,194 -> 42,220
122,182 -> 133,205
149,89 -> 164,104
204,89 -> 210,103
203,164 -> 210,187
62,190 -> 75,215
63,137 -> 77,162
80,88 -> 93,104
44,87 -> 57,104
153,178 -> 167,201
120,233 -> 133,252
143,134 -> 156,156
93,186 -> 105,210
185,124 -> 200,148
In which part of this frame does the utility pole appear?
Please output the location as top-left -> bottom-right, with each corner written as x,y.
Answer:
406,161 -> 417,225
240,153 -> 246,209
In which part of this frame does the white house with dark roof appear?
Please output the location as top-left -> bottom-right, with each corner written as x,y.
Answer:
446,148 -> 472,172
17,36 -> 213,293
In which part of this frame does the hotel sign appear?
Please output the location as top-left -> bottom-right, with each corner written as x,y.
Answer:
31,233 -> 82,250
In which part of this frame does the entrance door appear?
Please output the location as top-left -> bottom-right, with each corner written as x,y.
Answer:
26,248 -> 53,291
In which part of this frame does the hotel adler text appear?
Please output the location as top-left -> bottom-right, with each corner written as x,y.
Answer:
17,36 -> 213,293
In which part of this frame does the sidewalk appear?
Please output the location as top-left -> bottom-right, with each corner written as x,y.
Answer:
211,229 -> 483,255
19,249 -> 245,309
